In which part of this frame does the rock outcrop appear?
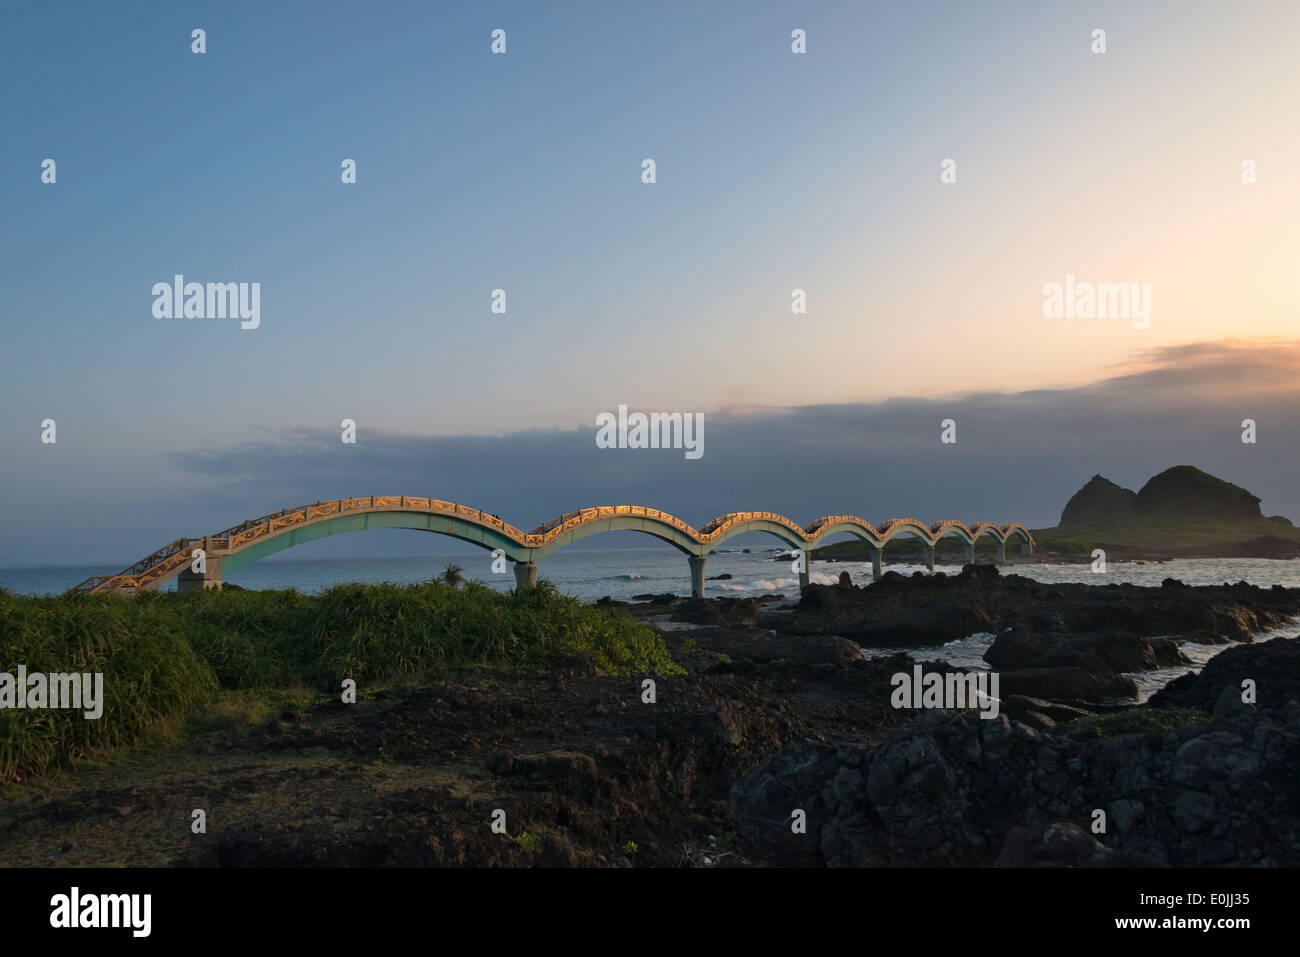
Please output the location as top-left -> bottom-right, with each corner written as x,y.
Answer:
1135,465 -> 1262,522
775,565 -> 1300,648
1150,635 -> 1300,714
732,683 -> 1300,867
1059,475 -> 1139,526
1057,465 -> 1267,528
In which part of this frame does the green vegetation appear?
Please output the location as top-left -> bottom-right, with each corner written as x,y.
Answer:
1030,517 -> 1300,557
1066,707 -> 1203,740
0,580 -> 679,783
439,563 -> 466,589
179,578 -> 679,687
0,587 -> 218,783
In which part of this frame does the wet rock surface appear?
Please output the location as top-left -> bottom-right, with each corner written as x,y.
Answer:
985,628 -> 1189,673
1151,635 -> 1300,715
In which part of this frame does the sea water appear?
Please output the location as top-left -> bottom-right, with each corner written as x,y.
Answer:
6,549 -> 1298,701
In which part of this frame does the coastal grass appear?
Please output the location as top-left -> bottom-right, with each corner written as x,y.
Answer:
0,579 -> 679,782
0,587 -> 217,782
179,579 -> 681,687
1065,706 -> 1204,740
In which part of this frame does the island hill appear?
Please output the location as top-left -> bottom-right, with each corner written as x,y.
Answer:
813,466 -> 1300,564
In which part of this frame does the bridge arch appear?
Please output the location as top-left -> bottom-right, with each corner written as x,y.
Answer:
68,496 -> 1032,598
1000,523 -> 1034,558
804,517 -> 883,550
220,510 -> 530,575
698,512 -> 810,552
873,519 -> 935,574
967,522 -> 1001,542
526,507 -> 702,559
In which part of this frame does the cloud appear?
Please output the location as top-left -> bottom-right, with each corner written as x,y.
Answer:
161,337 -> 1300,530
1099,338 -> 1300,396
6,338 -> 1298,566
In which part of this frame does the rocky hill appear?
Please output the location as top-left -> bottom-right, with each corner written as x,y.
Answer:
1034,465 -> 1298,559
1059,475 -> 1139,526
1059,466 -> 1262,526
1134,465 -> 1262,521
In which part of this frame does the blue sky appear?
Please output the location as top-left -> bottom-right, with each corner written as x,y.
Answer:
2,1 -> 1297,566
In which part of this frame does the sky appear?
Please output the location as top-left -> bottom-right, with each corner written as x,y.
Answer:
1,1 -> 1297,566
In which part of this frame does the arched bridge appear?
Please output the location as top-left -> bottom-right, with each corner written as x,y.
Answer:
69,496 -> 1034,598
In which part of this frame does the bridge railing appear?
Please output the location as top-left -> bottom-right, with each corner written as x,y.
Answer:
67,499 -> 1034,594
532,505 -> 700,544
698,511 -> 809,541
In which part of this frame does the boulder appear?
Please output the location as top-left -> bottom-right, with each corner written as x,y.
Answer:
995,823 -> 1165,867
985,628 -> 1189,673
1002,695 -> 1095,723
997,668 -> 1139,702
1151,635 -> 1300,714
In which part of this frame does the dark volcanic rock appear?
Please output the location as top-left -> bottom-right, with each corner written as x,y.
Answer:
677,626 -> 864,668
731,691 -> 1300,867
1002,696 -> 1095,723
1060,474 -> 1139,526
1150,636 -> 1300,714
998,667 -> 1139,702
995,823 -> 1165,867
776,566 -> 1300,648
671,597 -> 760,627
985,628 -> 1190,673
726,743 -> 845,866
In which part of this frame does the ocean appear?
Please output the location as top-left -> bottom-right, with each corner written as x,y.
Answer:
6,549 -> 1298,702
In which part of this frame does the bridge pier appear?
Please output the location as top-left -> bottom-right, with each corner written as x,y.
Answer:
925,546 -> 935,572
868,547 -> 883,581
996,541 -> 1006,564
1020,541 -> 1032,556
513,561 -> 538,588
799,550 -> 812,590
688,555 -> 706,598
964,541 -> 974,565
177,554 -> 223,591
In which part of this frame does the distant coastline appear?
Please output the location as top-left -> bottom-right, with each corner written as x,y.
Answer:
813,465 -> 1300,564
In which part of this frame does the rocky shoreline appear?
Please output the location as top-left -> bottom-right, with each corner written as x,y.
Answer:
3,566 -> 1298,867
